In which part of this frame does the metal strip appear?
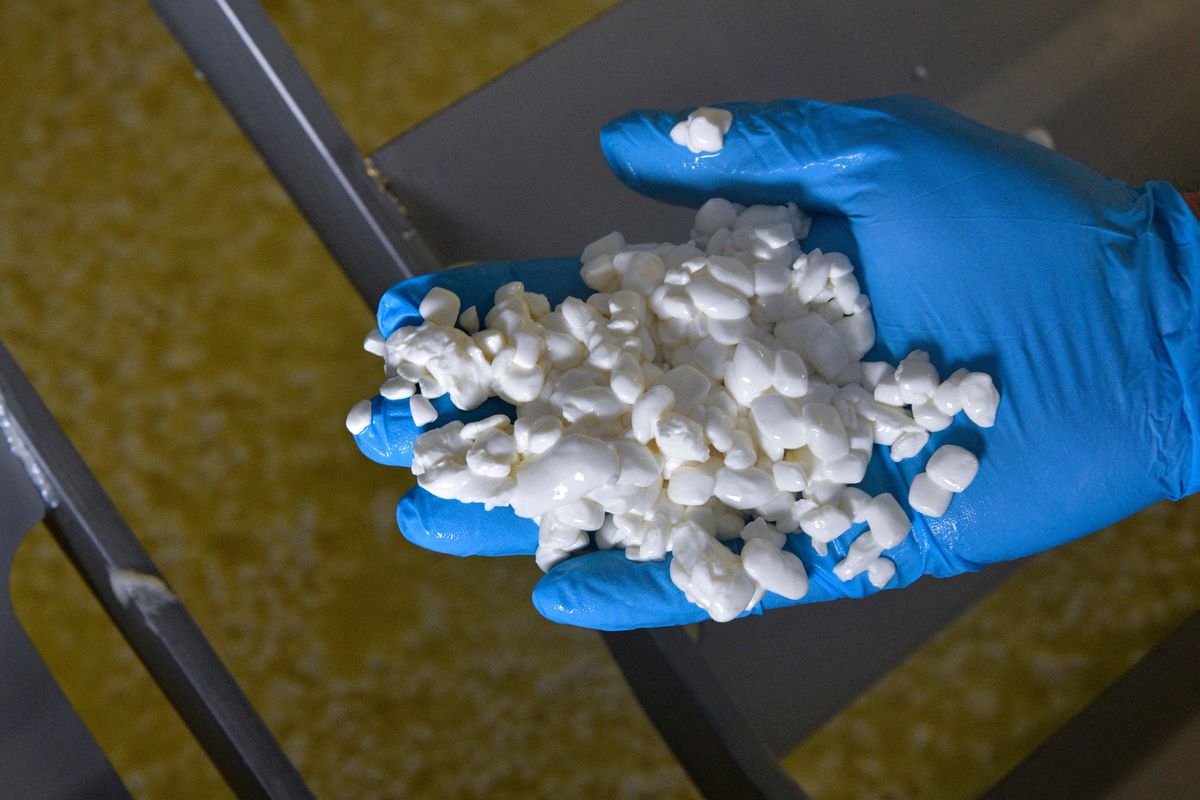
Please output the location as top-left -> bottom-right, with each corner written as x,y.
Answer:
149,0 -> 440,306
0,341 -> 313,800
982,611 -> 1200,799
605,627 -> 807,800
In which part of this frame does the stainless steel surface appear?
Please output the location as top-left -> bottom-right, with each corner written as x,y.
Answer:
150,0 -> 440,307
0,341 -> 314,799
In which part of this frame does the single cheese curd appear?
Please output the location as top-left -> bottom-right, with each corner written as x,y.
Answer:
670,106 -> 734,154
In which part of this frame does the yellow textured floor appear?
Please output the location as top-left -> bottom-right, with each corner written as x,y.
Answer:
3,2 -> 1198,799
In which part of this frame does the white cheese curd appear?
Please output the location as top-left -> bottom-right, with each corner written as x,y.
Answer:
908,472 -> 952,517
409,394 -> 437,427
894,350 -> 939,404
866,557 -> 896,589
741,538 -> 809,600
345,399 -> 373,435
1024,126 -> 1056,150
839,487 -> 872,524
380,376 -> 415,401
864,493 -> 910,549
740,518 -> 787,548
833,530 -> 885,581
510,435 -> 620,518
363,328 -> 386,357
932,368 -> 968,415
669,106 -> 735,154
350,180 -> 1001,622
958,372 -> 1001,427
798,504 -> 852,543
925,444 -> 980,492
418,286 -> 461,327
889,430 -> 930,462
911,399 -> 952,432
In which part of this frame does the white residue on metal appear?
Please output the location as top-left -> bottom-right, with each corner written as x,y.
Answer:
109,567 -> 178,615
1023,126 -> 1056,150
0,395 -> 59,508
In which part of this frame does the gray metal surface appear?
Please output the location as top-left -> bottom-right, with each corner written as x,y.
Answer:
693,564 -> 1017,755
1,408 -> 130,799
983,610 -> 1200,799
0,341 -> 313,799
369,0 -> 1200,766
373,0 -> 1199,268
605,627 -> 806,800
150,0 -> 440,307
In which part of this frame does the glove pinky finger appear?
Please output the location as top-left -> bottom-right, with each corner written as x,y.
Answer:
533,551 -> 709,630
351,394 -> 514,468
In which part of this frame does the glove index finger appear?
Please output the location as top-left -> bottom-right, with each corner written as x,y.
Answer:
352,394 -> 513,468
600,98 -> 898,216
376,258 -> 587,337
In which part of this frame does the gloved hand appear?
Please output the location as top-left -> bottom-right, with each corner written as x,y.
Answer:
354,96 -> 1200,630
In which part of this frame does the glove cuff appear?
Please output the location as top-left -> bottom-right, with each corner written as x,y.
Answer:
1147,182 -> 1200,496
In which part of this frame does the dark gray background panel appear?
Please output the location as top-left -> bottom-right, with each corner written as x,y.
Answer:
372,0 -> 1199,267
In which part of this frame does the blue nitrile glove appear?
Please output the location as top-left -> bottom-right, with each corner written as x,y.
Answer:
354,96 -> 1200,631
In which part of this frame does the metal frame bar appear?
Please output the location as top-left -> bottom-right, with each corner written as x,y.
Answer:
0,341 -> 313,799
149,0 -> 440,307
2,395 -> 131,799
